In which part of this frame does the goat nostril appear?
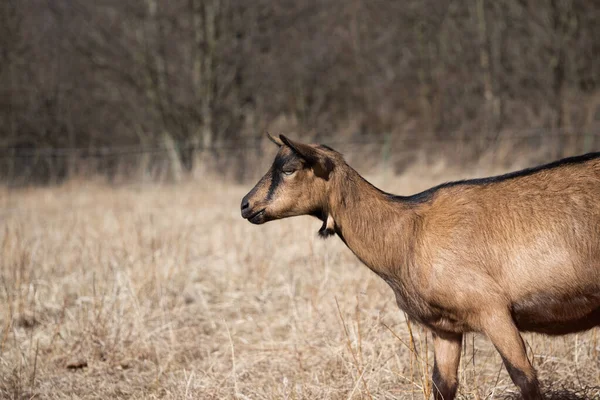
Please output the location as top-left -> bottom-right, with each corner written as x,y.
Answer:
241,201 -> 250,210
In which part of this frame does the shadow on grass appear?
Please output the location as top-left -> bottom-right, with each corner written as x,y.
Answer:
501,386 -> 600,400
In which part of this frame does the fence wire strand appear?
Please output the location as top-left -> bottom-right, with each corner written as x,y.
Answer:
0,129 -> 598,158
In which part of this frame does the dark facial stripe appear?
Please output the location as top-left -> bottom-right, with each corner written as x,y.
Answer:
266,152 -> 300,201
266,167 -> 281,201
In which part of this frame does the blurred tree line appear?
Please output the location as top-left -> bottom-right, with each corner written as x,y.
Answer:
0,0 -> 599,180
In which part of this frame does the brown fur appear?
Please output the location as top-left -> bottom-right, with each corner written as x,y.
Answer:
241,135 -> 600,400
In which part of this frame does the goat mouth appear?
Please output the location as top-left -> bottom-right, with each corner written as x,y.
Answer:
247,209 -> 266,224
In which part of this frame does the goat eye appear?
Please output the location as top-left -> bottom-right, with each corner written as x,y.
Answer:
282,170 -> 295,176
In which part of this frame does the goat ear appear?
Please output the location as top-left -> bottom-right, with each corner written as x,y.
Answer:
279,135 -> 318,161
266,132 -> 283,147
279,135 -> 333,179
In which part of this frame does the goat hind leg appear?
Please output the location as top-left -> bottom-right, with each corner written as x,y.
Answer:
481,311 -> 542,400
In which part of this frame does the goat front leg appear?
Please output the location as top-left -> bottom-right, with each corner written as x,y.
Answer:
432,331 -> 462,400
481,310 -> 542,400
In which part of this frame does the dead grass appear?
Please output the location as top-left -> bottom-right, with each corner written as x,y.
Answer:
0,161 -> 599,399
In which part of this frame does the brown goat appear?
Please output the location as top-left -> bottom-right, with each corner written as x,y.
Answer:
241,134 -> 600,400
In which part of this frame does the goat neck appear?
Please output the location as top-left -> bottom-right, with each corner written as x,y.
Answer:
326,165 -> 417,276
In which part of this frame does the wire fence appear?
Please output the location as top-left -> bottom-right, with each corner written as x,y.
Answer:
1,129 -> 599,217
1,128 -> 599,157
0,129 -> 599,185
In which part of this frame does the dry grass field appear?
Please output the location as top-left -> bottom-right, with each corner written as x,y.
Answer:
1,158 -> 599,399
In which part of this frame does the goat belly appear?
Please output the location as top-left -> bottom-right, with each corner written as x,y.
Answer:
511,291 -> 600,335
